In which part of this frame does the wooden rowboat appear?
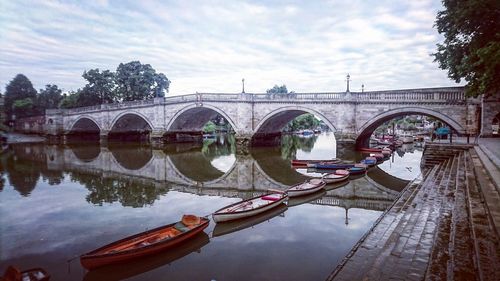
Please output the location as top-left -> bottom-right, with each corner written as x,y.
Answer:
291,158 -> 340,167
322,172 -> 349,184
212,193 -> 288,223
83,232 -> 210,281
287,178 -> 326,197
212,204 -> 288,237
1,266 -> 50,281
80,215 -> 209,270
310,162 -> 355,169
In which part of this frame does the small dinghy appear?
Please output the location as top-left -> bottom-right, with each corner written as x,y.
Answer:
80,215 -> 209,270
1,266 -> 50,281
291,158 -> 341,167
361,157 -> 377,166
212,204 -> 288,237
287,178 -> 326,197
310,162 -> 355,169
348,166 -> 367,175
322,172 -> 349,184
212,193 -> 288,223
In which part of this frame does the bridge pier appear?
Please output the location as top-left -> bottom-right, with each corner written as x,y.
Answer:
99,131 -> 108,145
150,130 -> 167,147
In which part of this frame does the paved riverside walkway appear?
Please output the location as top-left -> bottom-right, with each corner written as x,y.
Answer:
327,143 -> 500,281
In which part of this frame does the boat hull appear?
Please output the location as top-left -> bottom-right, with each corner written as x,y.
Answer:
287,181 -> 326,197
212,194 -> 288,223
311,163 -> 355,169
80,218 -> 209,270
322,173 -> 349,184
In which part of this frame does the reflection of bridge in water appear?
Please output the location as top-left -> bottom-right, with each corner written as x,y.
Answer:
31,143 -> 407,211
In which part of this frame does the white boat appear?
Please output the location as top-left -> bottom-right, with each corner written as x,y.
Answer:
287,178 -> 326,197
212,193 -> 288,223
322,172 -> 349,184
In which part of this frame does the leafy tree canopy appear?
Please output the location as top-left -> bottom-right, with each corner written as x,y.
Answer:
266,84 -> 289,96
115,61 -> 171,101
433,0 -> 500,97
82,69 -> 116,104
4,74 -> 37,118
37,84 -> 63,110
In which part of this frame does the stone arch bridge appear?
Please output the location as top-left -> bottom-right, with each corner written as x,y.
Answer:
44,87 -> 484,146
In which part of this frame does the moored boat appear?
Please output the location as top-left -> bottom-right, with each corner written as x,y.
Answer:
287,178 -> 326,197
212,204 -> 288,237
2,266 -> 50,281
212,193 -> 288,223
83,233 -> 210,281
291,158 -> 341,167
361,157 -> 377,166
348,166 -> 366,175
80,215 -> 209,270
322,172 -> 349,184
309,162 -> 355,170
370,153 -> 385,161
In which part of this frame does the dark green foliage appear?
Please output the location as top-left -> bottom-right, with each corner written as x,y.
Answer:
115,61 -> 171,101
4,74 -> 38,118
433,0 -> 500,97
266,84 -> 293,97
285,114 -> 320,132
37,84 -> 63,110
82,69 -> 116,104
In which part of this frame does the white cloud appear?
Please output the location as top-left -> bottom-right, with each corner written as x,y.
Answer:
0,0 -> 461,95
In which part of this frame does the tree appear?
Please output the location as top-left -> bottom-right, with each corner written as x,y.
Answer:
37,84 -> 63,110
266,84 -> 289,97
433,0 -> 500,97
59,91 -> 79,109
82,69 -> 116,103
4,74 -> 37,119
115,61 -> 171,101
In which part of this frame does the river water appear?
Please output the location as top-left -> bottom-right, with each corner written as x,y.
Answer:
0,133 -> 422,281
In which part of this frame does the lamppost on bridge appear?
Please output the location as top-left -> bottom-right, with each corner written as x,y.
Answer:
346,73 -> 350,92
362,84 -> 365,93
242,78 -> 245,94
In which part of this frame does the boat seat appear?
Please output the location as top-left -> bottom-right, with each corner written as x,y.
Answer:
262,195 -> 280,201
174,222 -> 191,233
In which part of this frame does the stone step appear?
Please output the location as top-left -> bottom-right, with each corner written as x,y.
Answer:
360,162 -> 450,280
425,153 -> 460,280
449,151 -> 476,280
327,167 -> 440,281
464,149 -> 500,281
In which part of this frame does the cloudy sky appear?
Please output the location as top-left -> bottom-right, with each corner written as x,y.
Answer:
0,0 -> 461,95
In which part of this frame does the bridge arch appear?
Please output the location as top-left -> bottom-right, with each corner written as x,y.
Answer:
108,111 -> 153,141
67,116 -> 102,134
166,104 -> 237,133
254,106 -> 337,135
356,107 -> 466,146
109,111 -> 154,132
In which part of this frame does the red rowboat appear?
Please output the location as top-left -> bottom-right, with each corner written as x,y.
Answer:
80,215 -> 209,270
1,266 -> 50,281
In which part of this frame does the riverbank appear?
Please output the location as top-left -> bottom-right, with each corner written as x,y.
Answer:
328,143 -> 500,281
4,132 -> 45,144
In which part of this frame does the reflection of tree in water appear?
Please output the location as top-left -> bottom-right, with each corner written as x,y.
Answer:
70,171 -> 169,207
280,135 -> 318,159
109,144 -> 153,170
201,134 -> 235,161
1,145 -> 65,195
